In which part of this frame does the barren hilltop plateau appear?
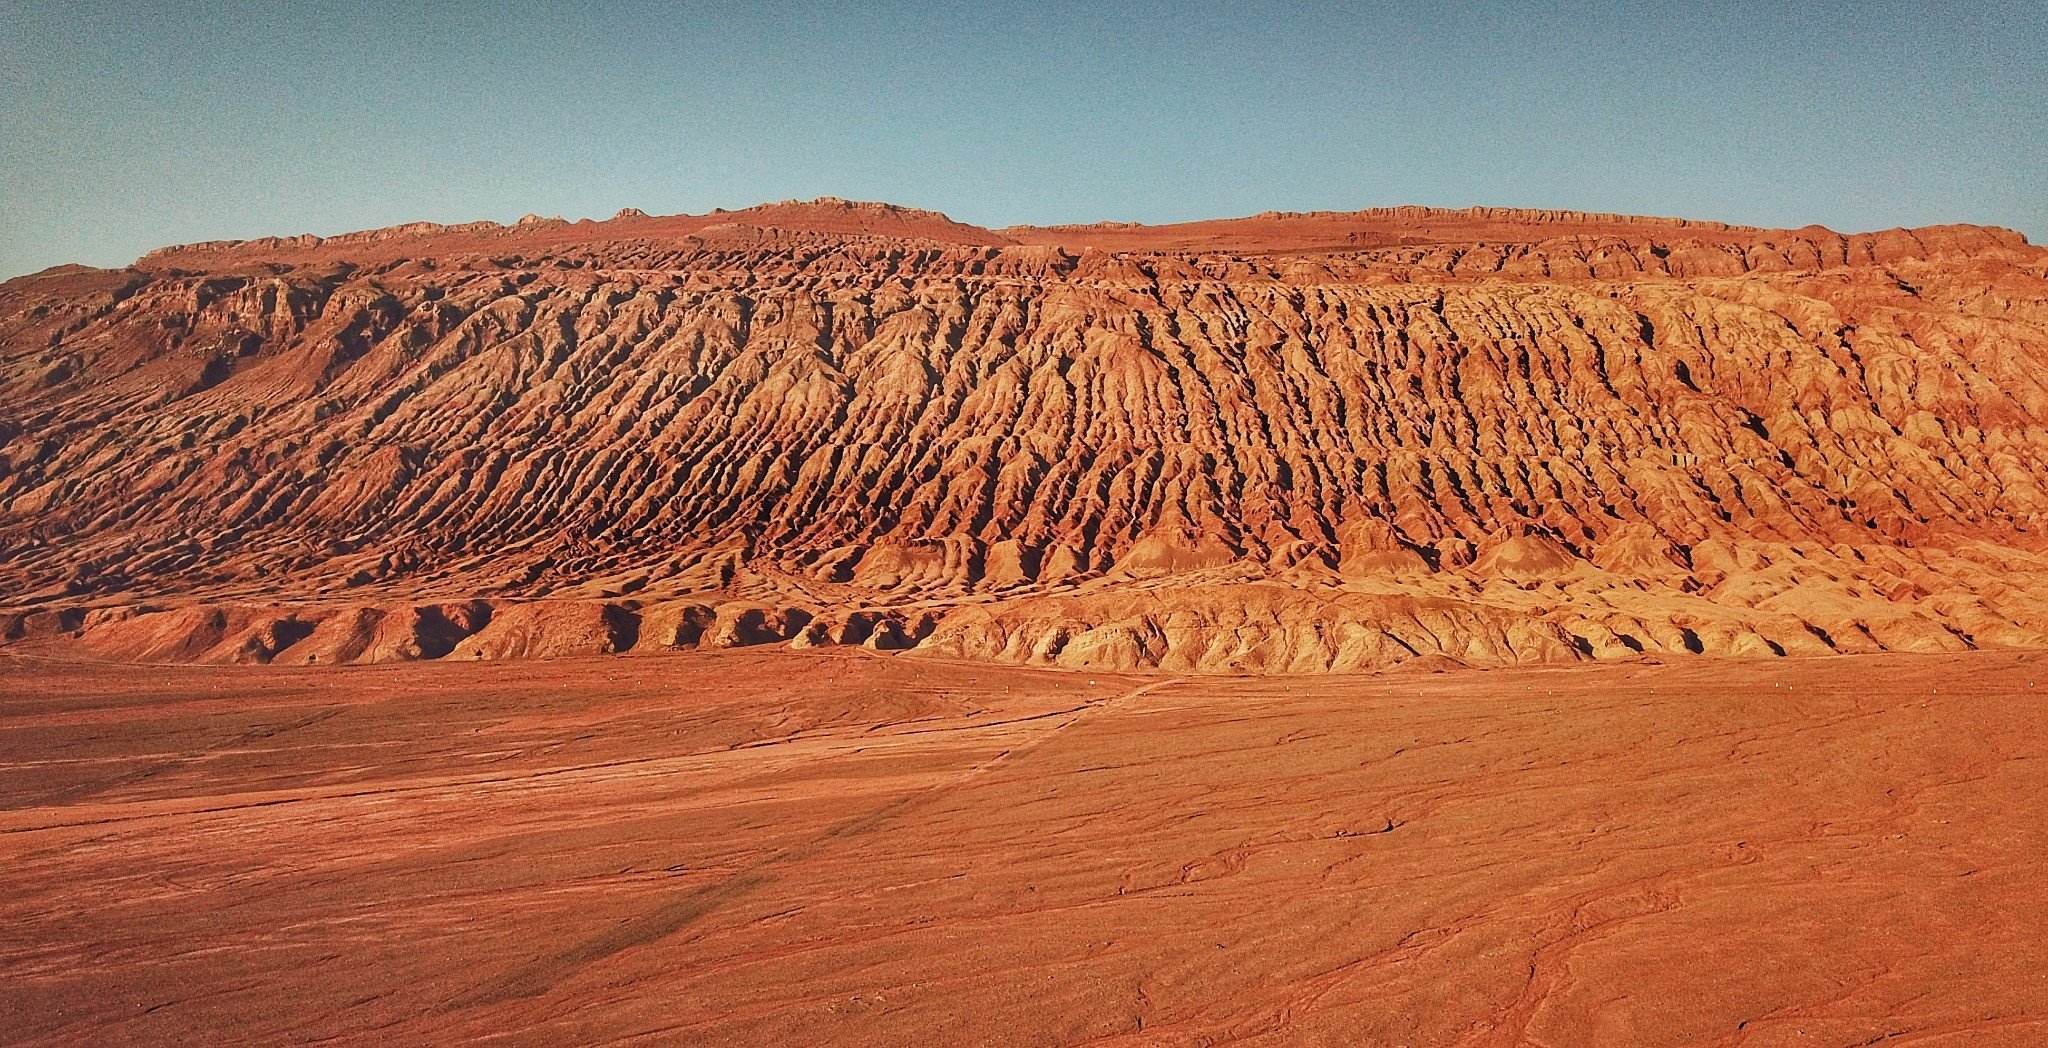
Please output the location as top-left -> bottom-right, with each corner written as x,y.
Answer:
5,197 -> 2045,673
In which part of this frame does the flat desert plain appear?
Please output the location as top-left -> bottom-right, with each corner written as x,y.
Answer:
2,649 -> 2042,1046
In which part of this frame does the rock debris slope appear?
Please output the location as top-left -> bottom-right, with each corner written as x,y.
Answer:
4,198 -> 2047,671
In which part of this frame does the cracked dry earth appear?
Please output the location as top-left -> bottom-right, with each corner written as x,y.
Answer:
2,649 -> 2045,1046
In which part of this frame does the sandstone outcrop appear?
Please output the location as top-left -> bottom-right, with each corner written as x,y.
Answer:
4,199 -> 2045,671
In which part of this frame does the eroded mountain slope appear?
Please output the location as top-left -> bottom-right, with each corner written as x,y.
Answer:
4,200 -> 2047,670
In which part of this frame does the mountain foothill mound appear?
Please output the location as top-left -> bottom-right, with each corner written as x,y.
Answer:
4,198 -> 2046,672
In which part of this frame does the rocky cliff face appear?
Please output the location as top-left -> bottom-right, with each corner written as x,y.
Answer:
5,200 -> 2047,671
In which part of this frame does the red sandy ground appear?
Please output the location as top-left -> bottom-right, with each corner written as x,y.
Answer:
2,649 -> 2042,1045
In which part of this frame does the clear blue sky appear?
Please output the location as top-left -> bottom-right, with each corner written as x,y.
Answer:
3,0 -> 2043,279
